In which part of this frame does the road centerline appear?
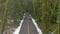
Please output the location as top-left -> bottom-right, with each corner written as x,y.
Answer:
28,21 -> 30,34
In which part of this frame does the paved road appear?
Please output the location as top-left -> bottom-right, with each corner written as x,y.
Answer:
19,12 -> 38,34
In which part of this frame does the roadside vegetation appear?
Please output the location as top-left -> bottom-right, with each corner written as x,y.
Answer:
0,0 -> 60,34
29,0 -> 59,34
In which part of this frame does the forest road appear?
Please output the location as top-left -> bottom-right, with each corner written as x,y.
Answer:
19,12 -> 39,34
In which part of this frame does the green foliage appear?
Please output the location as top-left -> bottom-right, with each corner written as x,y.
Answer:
0,0 -> 59,34
9,0 -> 24,20
29,0 -> 59,34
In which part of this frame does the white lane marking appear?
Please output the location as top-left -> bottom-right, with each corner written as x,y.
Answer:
31,17 -> 43,34
12,19 -> 24,34
12,13 -> 43,34
12,15 -> 25,34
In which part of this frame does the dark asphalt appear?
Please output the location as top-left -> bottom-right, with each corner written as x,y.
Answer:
19,12 -> 38,34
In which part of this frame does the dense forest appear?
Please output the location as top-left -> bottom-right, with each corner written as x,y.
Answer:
0,0 -> 60,34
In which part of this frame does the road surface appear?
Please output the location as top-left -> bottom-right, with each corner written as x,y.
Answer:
19,12 -> 38,34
